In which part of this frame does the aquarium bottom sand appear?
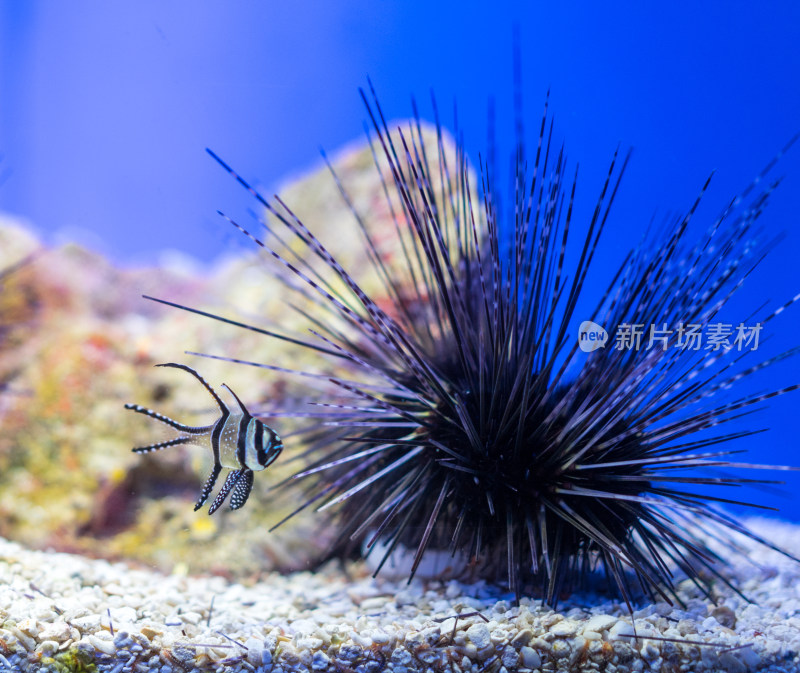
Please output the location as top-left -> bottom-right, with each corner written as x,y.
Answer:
1,520 -> 800,673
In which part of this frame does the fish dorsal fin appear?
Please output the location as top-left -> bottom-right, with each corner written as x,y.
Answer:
222,383 -> 251,419
157,363 -> 229,416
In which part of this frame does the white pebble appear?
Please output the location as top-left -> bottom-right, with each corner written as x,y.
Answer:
465,623 -> 491,649
39,622 -> 72,643
438,619 -> 457,637
16,618 -> 40,637
311,650 -> 331,670
87,634 -> 116,655
520,645 -> 541,668
583,614 -> 617,633
34,640 -> 59,657
740,646 -> 761,668
550,620 -> 578,637
501,645 -> 519,667
609,621 -> 636,640
7,627 -> 35,651
718,651 -> 747,673
359,597 -> 387,610
370,629 -> 390,644
71,614 -> 102,632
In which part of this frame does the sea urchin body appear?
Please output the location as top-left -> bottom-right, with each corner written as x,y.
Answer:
161,85 -> 800,607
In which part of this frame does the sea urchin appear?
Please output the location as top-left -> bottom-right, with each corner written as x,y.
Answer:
153,84 -> 800,608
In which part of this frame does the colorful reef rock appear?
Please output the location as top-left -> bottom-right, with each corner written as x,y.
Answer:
0,129 -> 433,578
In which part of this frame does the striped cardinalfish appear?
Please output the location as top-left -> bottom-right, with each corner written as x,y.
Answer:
125,363 -> 283,514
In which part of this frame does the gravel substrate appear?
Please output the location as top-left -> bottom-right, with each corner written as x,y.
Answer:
2,518 -> 800,672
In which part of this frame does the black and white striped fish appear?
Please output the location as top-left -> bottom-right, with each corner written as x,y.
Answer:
125,363 -> 283,514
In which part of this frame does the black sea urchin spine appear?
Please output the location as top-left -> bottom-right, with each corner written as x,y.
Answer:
155,84 -> 800,607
